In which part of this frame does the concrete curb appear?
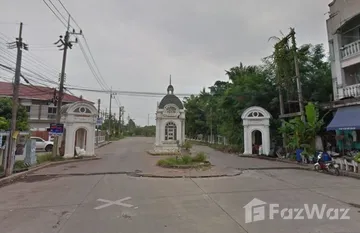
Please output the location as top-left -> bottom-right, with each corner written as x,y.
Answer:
8,169 -> 243,180
0,157 -> 101,187
132,171 -> 243,178
159,164 -> 212,169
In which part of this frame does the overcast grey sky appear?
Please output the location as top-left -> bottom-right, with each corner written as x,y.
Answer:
0,0 -> 331,126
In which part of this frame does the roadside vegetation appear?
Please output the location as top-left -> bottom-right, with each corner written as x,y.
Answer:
157,152 -> 210,168
184,42 -> 332,155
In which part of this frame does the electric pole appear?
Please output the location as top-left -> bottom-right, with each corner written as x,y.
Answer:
5,22 -> 28,176
148,113 -> 150,126
52,16 -> 82,157
210,107 -> 213,144
119,106 -> 123,134
290,28 -> 305,122
96,99 -> 100,146
108,90 -> 116,137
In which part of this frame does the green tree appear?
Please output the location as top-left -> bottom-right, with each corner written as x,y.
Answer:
0,97 -> 29,131
184,42 -> 331,148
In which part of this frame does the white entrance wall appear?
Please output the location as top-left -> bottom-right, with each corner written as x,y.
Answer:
59,101 -> 98,158
241,106 -> 272,155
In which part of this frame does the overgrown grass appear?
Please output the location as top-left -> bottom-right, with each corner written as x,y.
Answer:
156,152 -> 209,168
109,135 -> 125,141
182,140 -> 193,151
37,153 -> 64,164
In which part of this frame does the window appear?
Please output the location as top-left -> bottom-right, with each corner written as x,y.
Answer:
165,122 -> 177,140
24,106 -> 31,113
48,107 -> 57,114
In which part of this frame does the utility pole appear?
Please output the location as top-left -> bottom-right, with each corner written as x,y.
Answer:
210,107 -> 213,144
96,99 -> 100,146
147,113 -> 150,126
119,106 -> 123,134
290,28 -> 305,122
52,16 -> 82,157
5,22 -> 28,176
108,89 -> 116,137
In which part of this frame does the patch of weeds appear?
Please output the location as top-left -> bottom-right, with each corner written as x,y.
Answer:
37,153 -> 64,164
289,154 -> 297,161
13,160 -> 29,171
157,157 -> 178,167
192,152 -> 207,162
157,152 -> 210,168
181,155 -> 192,164
110,135 -> 125,141
182,140 -> 192,151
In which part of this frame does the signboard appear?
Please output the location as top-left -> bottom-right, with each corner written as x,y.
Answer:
96,117 -> 104,126
49,123 -> 64,136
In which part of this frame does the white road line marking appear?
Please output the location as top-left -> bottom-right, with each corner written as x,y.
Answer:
94,197 -> 134,210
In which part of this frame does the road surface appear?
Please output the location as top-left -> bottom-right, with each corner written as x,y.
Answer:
0,137 -> 360,233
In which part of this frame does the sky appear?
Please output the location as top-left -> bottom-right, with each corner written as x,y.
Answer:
0,0 -> 332,126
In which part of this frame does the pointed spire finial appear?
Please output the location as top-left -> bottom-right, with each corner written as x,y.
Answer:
167,75 -> 174,94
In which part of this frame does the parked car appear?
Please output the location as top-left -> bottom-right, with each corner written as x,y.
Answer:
30,137 -> 53,152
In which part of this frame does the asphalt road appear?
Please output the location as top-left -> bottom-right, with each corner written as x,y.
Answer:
1,137 -> 360,233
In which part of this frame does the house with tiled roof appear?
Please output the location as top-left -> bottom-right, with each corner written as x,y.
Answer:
0,81 -> 93,131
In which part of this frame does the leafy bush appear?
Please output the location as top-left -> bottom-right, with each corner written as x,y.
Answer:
192,152 -> 207,162
181,155 -> 192,164
354,153 -> 360,163
182,140 -> 193,150
13,160 -> 29,170
157,153 -> 209,167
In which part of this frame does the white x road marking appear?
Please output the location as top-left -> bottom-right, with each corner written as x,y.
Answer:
94,197 -> 134,210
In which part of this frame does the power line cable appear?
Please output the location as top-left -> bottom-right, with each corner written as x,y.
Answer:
42,0 -> 67,28
56,0 -> 82,30
77,39 -> 108,90
48,0 -> 68,23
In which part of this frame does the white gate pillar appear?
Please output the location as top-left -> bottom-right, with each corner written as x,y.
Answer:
241,106 -> 272,155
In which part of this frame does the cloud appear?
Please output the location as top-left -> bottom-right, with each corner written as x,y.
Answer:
0,0 -> 331,126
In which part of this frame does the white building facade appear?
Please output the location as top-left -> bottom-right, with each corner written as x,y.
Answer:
154,82 -> 186,153
327,0 -> 360,101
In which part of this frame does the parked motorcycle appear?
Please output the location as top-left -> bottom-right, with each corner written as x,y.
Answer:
314,152 -> 340,176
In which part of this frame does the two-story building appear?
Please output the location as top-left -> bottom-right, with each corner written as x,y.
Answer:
326,0 -> 360,150
0,81 -> 93,132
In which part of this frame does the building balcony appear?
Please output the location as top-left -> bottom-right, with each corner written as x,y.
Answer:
339,83 -> 360,99
341,40 -> 360,60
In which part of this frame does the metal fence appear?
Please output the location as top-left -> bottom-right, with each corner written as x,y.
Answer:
187,134 -> 229,145
94,135 -> 106,144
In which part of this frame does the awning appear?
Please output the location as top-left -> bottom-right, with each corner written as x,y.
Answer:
327,106 -> 360,131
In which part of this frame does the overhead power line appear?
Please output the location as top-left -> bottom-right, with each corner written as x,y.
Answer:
65,86 -> 194,97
